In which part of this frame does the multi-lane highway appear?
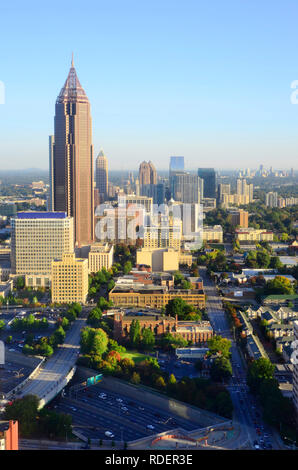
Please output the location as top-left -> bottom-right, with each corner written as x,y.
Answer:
200,266 -> 284,450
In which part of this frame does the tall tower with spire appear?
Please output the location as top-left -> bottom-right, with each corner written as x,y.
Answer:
53,56 -> 94,247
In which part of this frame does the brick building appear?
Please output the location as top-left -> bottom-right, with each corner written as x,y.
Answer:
113,310 -> 213,345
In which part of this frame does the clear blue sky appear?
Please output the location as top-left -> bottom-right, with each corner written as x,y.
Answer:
1,0 -> 298,171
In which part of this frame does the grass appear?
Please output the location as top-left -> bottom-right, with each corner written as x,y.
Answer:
119,350 -> 152,364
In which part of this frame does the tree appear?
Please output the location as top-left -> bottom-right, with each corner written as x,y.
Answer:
87,307 -> 102,327
265,276 -> 294,295
123,261 -> 132,275
155,376 -> 166,389
4,395 -> 39,437
80,327 -> 108,357
0,319 -> 5,331
131,371 -> 141,384
207,335 -> 231,358
140,327 -> 155,350
247,358 -> 275,393
129,319 -> 141,347
210,357 -> 232,382
16,276 -> 25,290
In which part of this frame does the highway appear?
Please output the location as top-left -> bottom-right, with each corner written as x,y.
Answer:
17,317 -> 84,402
200,266 -> 284,450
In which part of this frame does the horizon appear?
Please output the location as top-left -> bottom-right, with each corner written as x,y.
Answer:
1,1 -> 298,171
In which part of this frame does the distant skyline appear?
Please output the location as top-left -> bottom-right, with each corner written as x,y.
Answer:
1,1 -> 298,170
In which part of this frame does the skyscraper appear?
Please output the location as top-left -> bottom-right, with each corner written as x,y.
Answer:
96,149 -> 108,200
139,161 -> 157,186
197,168 -> 216,199
171,173 -> 201,203
53,56 -> 94,247
48,135 -> 55,211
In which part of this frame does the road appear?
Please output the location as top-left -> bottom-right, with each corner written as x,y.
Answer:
200,266 -> 284,450
17,317 -> 84,402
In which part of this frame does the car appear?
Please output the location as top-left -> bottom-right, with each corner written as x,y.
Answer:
138,406 -> 145,411
147,425 -> 155,430
8,349 -> 15,352
116,398 -> 123,403
105,431 -> 115,438
70,407 -> 77,411
121,406 -> 128,411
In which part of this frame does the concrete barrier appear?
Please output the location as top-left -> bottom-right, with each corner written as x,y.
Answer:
38,366 -> 76,409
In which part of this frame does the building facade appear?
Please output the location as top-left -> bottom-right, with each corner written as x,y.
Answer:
88,243 -> 114,273
51,252 -> 88,304
11,212 -> 74,284
53,57 -> 94,247
95,149 -> 108,201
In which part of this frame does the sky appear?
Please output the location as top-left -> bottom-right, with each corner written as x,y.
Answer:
1,0 -> 298,171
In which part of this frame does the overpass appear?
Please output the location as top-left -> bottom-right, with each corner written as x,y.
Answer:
14,317 -> 84,409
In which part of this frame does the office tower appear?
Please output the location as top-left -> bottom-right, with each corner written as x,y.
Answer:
140,182 -> 165,205
143,214 -> 182,250
236,178 -> 253,203
198,176 -> 204,200
48,135 -> 55,211
139,161 -> 157,186
171,173 -> 201,203
51,252 -> 88,304
11,212 -> 74,287
197,168 -> 216,199
95,149 -> 108,200
53,57 -> 94,247
169,156 -> 184,174
169,156 -> 185,197
218,183 -> 230,204
266,192 -> 278,208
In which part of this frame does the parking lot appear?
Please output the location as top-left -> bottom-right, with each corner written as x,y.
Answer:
48,382 -> 202,442
0,361 -> 35,397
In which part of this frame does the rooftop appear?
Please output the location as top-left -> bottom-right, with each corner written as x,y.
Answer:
16,212 -> 67,219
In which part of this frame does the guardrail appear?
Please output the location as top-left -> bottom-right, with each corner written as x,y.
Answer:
5,356 -> 46,399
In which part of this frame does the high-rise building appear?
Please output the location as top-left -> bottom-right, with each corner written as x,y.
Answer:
139,161 -> 157,186
169,156 -> 184,173
218,183 -> 230,204
171,173 -> 201,204
169,156 -> 185,197
11,212 -> 74,287
228,209 -> 249,228
48,135 -> 55,211
236,178 -> 253,203
140,183 -> 165,206
53,57 -> 94,247
95,149 -> 108,201
266,191 -> 278,208
51,252 -> 88,304
11,212 -> 74,288
197,168 -> 216,199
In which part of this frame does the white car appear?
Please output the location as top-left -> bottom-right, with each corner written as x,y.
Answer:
147,425 -> 155,430
105,431 -> 115,438
116,398 -> 123,403
121,406 -> 128,411
8,349 -> 15,352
